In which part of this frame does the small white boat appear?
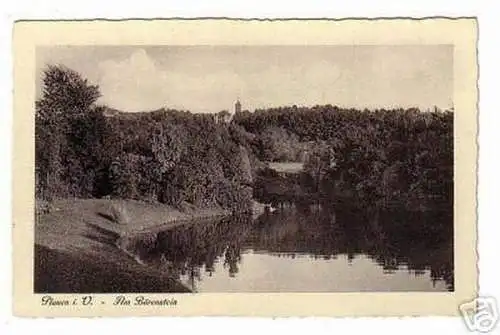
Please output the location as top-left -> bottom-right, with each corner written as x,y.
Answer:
265,205 -> 277,213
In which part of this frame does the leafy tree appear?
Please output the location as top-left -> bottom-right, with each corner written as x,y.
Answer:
35,65 -> 103,198
235,104 -> 453,210
36,65 -> 100,119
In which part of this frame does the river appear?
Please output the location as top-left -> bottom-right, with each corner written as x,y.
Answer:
140,204 -> 454,292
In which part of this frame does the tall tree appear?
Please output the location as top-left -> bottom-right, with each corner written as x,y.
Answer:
35,65 -> 103,198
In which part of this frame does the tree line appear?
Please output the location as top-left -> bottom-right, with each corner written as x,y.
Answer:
234,104 -> 453,211
35,65 -> 453,213
35,65 -> 254,212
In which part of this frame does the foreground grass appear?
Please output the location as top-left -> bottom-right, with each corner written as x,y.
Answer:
35,198 -> 231,293
34,244 -> 190,293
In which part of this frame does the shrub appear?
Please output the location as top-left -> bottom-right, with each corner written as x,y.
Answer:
106,201 -> 131,225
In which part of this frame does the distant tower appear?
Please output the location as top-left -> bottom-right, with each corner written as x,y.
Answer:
235,99 -> 241,114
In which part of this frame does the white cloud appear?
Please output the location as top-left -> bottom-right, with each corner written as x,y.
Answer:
98,49 -> 167,111
98,49 -> 243,112
97,48 -> 345,113
95,46 -> 451,113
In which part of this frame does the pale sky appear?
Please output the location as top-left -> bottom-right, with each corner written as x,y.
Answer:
36,45 -> 453,113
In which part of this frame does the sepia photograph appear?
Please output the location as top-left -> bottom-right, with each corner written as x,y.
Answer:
33,44 -> 454,293
12,19 -> 478,317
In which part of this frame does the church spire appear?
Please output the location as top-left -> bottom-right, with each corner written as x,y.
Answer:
235,98 -> 241,114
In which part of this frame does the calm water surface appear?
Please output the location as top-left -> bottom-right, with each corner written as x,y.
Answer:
142,205 -> 453,292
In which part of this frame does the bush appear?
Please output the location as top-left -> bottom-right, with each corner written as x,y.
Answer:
106,201 -> 131,225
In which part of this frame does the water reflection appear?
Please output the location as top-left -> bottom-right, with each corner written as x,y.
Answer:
143,204 -> 453,292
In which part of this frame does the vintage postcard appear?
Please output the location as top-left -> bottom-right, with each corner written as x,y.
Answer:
12,18 -> 478,317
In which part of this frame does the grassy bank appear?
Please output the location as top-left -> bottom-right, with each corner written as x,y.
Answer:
35,198 -> 232,293
34,245 -> 190,293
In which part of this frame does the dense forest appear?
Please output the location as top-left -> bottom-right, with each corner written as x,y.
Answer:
35,65 -> 255,212
35,65 -> 453,214
235,105 -> 453,211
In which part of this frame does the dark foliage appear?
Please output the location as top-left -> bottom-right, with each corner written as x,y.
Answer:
35,65 -> 253,211
35,65 -> 453,215
235,105 -> 453,211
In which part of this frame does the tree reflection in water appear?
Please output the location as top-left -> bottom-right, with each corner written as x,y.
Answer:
145,204 -> 453,292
